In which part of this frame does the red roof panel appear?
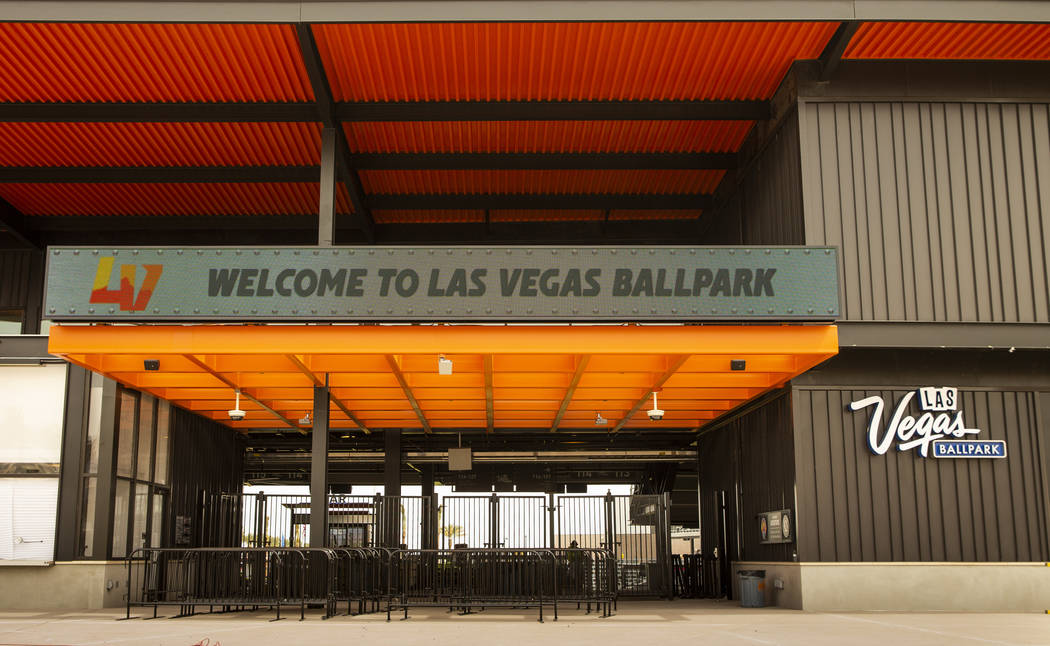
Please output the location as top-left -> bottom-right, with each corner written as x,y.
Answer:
0,183 -> 350,216
314,22 -> 839,101
0,23 -> 314,102
345,120 -> 753,153
0,122 -> 322,167
360,170 -> 725,195
845,22 -> 1050,60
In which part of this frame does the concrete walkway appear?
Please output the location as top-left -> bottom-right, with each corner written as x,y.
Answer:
0,601 -> 1047,646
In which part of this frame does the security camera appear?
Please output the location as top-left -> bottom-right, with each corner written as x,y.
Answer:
228,390 -> 246,421
648,392 -> 665,421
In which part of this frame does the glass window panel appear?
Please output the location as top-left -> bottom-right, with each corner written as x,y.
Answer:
154,401 -> 170,485
136,395 -> 154,481
131,483 -> 149,552
150,491 -> 166,548
0,364 -> 68,463
112,479 -> 130,559
116,391 -> 137,478
84,373 -> 104,474
79,477 -> 97,558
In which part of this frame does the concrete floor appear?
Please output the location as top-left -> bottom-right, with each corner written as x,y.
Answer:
0,601 -> 1047,646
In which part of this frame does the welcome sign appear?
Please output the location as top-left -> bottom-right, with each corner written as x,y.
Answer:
848,387 -> 1007,459
44,246 -> 840,322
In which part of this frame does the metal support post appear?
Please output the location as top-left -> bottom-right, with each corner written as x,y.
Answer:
318,127 -> 338,247
383,430 -> 401,547
309,384 -> 330,547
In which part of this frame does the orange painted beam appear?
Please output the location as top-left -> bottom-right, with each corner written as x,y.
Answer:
49,324 -> 838,357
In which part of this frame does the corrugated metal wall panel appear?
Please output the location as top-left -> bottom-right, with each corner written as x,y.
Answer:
705,112 -> 805,245
800,101 -> 1050,323
314,22 -> 838,102
168,406 -> 243,549
0,123 -> 323,168
345,121 -> 754,153
793,387 -> 1050,562
699,391 -> 796,562
0,249 -> 44,332
0,23 -> 313,103
0,250 -> 31,307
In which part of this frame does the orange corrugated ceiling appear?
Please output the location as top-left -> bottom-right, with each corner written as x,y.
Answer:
360,169 -> 725,195
846,22 -> 1050,60
345,121 -> 754,153
0,183 -> 351,216
0,123 -> 322,167
314,22 -> 839,101
0,23 -> 314,102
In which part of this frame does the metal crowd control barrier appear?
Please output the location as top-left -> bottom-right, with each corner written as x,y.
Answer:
385,548 -> 615,622
124,548 -> 339,621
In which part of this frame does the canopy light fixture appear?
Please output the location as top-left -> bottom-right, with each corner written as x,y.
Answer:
143,359 -> 159,371
299,412 -> 311,425
438,354 -> 453,375
731,359 -> 747,371
227,390 -> 246,421
595,412 -> 608,425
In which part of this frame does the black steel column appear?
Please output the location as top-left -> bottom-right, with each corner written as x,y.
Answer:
420,463 -> 435,549
90,378 -> 118,559
383,430 -> 401,547
55,365 -> 90,561
383,430 -> 401,497
309,385 -> 329,547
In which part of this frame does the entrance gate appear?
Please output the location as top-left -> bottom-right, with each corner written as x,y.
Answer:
199,492 -> 671,597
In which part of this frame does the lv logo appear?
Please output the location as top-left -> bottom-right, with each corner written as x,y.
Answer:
89,257 -> 163,312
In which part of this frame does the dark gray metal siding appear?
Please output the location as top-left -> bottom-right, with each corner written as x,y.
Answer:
799,101 -> 1050,323
793,386 -> 1050,562
699,391 -> 796,562
0,249 -> 44,332
705,111 -> 805,245
168,407 -> 244,548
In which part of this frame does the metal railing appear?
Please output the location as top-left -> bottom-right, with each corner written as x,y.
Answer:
124,547 -> 339,621
385,548 -> 615,622
671,553 -> 722,598
124,546 -> 616,622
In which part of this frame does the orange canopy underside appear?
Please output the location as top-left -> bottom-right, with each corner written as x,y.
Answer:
49,324 -> 837,432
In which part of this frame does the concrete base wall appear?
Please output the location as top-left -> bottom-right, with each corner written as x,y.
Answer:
0,561 -> 125,610
732,561 -> 1050,612
732,562 -> 804,609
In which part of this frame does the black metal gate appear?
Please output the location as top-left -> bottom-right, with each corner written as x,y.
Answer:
199,491 -> 671,597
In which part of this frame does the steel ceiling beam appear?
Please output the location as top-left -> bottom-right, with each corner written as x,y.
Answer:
182,354 -> 303,433
483,355 -> 494,434
610,355 -> 691,433
294,24 -> 375,243
285,354 -> 371,434
0,153 -> 735,183
368,193 -> 711,210
347,152 -> 738,170
337,100 -> 771,121
818,20 -> 862,80
550,355 -> 591,433
0,100 -> 769,123
385,354 -> 432,434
